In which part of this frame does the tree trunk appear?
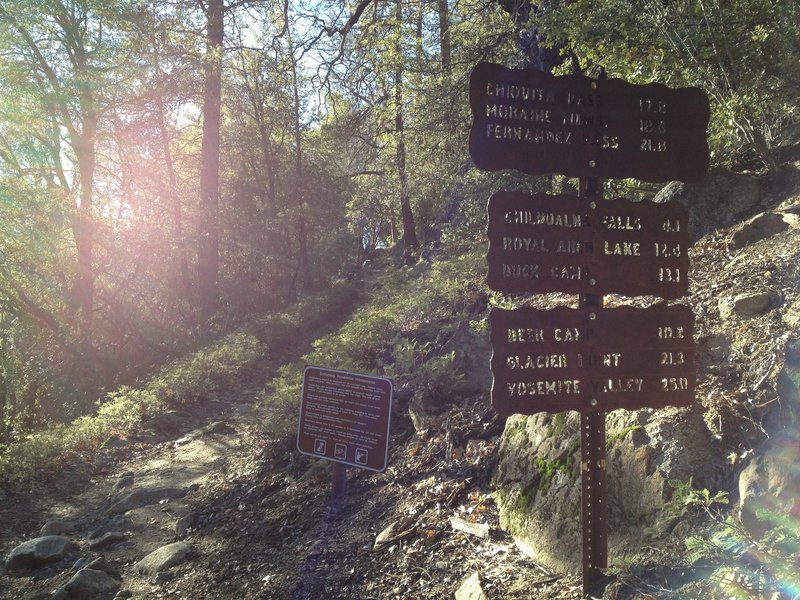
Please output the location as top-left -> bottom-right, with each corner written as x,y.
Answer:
156,95 -> 191,300
437,0 -> 450,71
395,0 -> 418,266
256,114 -> 278,217
289,24 -> 312,291
152,20 -> 191,302
197,0 -> 224,335
241,56 -> 278,217
74,85 -> 96,321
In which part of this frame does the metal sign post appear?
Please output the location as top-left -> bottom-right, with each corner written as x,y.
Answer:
581,407 -> 608,592
580,176 -> 608,593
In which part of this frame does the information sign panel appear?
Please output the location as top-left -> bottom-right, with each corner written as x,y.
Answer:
297,366 -> 393,472
469,62 -> 710,183
487,191 -> 690,298
490,305 -> 695,415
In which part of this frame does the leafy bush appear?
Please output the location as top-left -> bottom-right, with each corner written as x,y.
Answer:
149,331 -> 264,406
636,479 -> 800,598
413,351 -> 464,406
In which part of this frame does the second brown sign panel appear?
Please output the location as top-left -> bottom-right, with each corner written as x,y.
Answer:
487,191 -> 690,298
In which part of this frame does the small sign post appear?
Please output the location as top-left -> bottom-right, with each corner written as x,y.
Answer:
579,175 -> 608,592
469,60 -> 710,595
297,367 -> 393,497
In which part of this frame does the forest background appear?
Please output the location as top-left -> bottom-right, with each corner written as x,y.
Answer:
0,0 -> 797,451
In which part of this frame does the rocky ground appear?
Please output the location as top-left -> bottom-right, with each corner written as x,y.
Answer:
1,166 -> 799,600
0,350 -> 584,600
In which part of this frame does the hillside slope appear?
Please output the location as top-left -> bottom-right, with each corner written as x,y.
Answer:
1,165 -> 799,599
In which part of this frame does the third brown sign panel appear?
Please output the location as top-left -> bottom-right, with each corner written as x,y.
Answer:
490,305 -> 695,415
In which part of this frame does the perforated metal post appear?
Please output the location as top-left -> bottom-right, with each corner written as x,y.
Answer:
580,175 -> 608,595
581,408 -> 608,593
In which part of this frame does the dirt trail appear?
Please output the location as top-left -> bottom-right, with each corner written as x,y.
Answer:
0,280 -> 372,599
0,398 -> 249,598
1,262 -> 581,600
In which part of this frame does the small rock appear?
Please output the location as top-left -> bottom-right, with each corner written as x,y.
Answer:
152,571 -> 175,585
142,411 -> 185,434
134,542 -> 192,576
374,521 -> 399,548
174,430 -> 203,446
783,298 -> 800,329
373,517 -> 416,549
720,292 -> 775,318
408,398 -> 438,434
91,515 -> 133,539
112,473 -> 135,492
455,572 -> 488,600
89,532 -> 126,551
450,516 -> 490,539
54,568 -> 121,599
780,211 -> 800,230
108,487 -> 187,514
71,557 -> 89,572
86,557 -> 122,579
204,420 -> 232,434
5,536 -> 77,572
41,519 -> 73,536
728,212 -> 789,250
175,512 -> 200,536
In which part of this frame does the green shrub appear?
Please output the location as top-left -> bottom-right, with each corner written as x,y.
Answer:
635,479 -> 800,598
149,331 -> 263,406
259,245 -> 487,434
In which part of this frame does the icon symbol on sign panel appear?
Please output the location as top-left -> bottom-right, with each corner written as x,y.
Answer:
314,439 -> 327,454
334,443 -> 347,460
355,448 -> 368,465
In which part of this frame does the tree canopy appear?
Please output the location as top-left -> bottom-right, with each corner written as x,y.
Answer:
0,0 -> 797,437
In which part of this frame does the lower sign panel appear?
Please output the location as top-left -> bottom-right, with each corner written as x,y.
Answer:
297,366 -> 393,472
490,305 -> 695,415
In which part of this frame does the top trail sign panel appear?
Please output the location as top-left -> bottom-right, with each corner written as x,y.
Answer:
469,62 -> 711,183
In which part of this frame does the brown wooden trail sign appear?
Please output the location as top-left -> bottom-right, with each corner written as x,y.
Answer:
469,62 -> 710,183
489,304 -> 695,415
468,59 -> 710,594
487,191 -> 690,298
297,366 -> 393,473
